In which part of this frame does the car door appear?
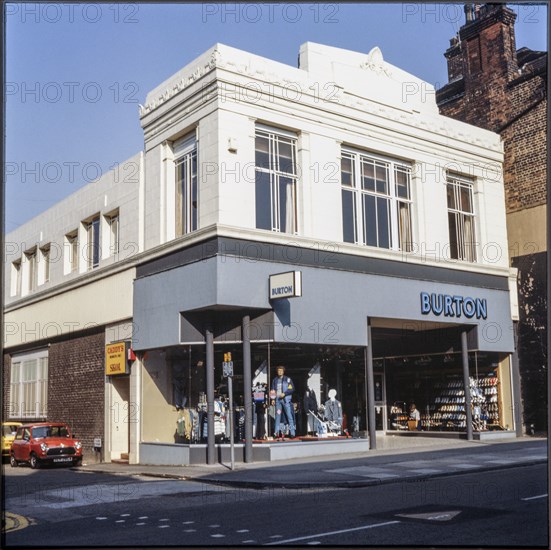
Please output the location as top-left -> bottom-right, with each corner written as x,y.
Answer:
12,428 -> 25,460
19,427 -> 31,461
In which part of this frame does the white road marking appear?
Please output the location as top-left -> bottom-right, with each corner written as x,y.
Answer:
139,516 -> 148,519
159,525 -> 170,529
265,520 -> 400,545
34,480 -> 206,510
237,529 -> 249,533
522,494 -> 548,501
96,517 -> 108,520
115,520 -> 125,523
183,521 -> 195,524
269,534 -> 283,538
159,518 -> 170,522
211,534 -> 225,538
184,529 -> 196,533
209,524 -> 221,528
136,522 -> 146,526
243,540 -> 256,544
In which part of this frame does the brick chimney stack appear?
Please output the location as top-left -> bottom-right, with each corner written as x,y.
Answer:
439,4 -> 519,131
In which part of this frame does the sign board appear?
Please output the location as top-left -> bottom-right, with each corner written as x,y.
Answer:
105,341 -> 129,376
269,271 -> 302,300
223,361 -> 234,377
93,438 -> 102,448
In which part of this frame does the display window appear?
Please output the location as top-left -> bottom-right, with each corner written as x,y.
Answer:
142,343 -> 369,445
383,351 -> 512,433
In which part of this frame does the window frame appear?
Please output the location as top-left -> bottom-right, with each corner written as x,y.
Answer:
65,230 -> 79,274
446,173 -> 477,262
39,245 -> 50,285
174,133 -> 198,237
24,248 -> 38,293
9,349 -> 48,419
85,215 -> 101,270
341,147 -> 413,252
11,259 -> 22,297
254,124 -> 299,234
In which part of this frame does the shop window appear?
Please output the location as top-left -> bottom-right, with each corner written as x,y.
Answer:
447,173 -> 477,262
255,125 -> 298,233
9,349 -> 48,419
10,259 -> 22,297
174,134 -> 198,236
85,215 -> 101,270
341,149 -> 413,251
64,230 -> 79,274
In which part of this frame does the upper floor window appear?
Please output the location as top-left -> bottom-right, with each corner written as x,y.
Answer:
255,125 -> 298,233
341,149 -> 413,251
85,216 -> 100,270
174,134 -> 198,236
39,245 -> 50,285
65,231 -> 78,274
104,210 -> 120,257
25,248 -> 38,293
11,259 -> 21,297
447,173 -> 477,262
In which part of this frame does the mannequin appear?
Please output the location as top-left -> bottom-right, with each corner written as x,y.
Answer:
304,387 -> 319,434
324,389 -> 343,428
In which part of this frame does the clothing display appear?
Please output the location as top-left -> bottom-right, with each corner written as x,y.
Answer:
324,398 -> 343,426
271,373 -> 296,437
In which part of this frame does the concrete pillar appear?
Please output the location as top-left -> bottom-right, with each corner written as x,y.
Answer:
461,329 -> 474,440
206,327 -> 215,464
366,319 -> 376,450
243,315 -> 253,462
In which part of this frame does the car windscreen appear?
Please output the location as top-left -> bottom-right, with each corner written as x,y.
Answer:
32,426 -> 70,438
2,425 -> 19,436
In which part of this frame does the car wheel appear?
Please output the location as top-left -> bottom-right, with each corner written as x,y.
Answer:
10,454 -> 18,468
30,453 -> 40,469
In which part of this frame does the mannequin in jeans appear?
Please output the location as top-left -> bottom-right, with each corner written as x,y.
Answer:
270,366 -> 296,439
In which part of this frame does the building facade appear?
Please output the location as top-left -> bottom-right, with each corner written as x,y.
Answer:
4,41 -> 520,465
436,4 -> 547,431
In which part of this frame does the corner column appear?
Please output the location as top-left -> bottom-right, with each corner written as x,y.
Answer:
206,327 -> 215,464
243,315 -> 253,462
461,329 -> 474,441
366,318 -> 376,450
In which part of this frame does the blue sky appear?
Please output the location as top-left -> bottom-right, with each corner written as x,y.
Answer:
5,2 -> 548,232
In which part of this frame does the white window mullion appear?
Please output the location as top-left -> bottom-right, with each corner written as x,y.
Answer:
389,168 -> 399,251
354,154 -> 363,245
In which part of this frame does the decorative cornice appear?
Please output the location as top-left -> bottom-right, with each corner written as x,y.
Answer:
139,47 -> 221,117
359,47 -> 392,77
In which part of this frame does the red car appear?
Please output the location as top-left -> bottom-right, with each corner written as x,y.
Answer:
10,422 -> 83,469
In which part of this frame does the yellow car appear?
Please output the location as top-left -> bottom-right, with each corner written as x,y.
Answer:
2,422 -> 22,458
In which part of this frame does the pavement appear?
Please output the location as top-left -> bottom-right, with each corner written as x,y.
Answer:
77,435 -> 548,489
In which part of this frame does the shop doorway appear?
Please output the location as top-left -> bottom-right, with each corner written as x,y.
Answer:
109,375 -> 130,460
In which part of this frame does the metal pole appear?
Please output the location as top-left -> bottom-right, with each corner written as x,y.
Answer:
228,374 -> 235,470
242,314 -> 253,463
461,329 -> 474,441
366,318 -> 376,450
206,327 -> 215,464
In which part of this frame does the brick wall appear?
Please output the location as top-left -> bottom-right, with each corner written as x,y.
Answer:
3,329 -> 105,463
48,330 -> 105,462
437,6 -> 547,215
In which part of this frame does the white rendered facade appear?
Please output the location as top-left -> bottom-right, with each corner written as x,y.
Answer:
4,42 -> 518,465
